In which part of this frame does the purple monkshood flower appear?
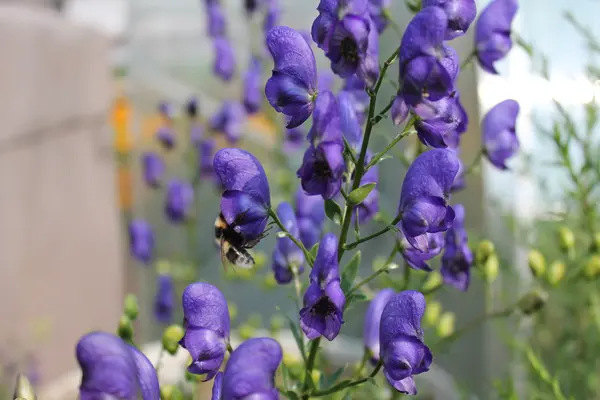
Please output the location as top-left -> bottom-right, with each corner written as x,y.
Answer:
299,233 -> 345,340
450,149 -> 466,192
272,202 -> 305,284
214,148 -> 271,241
206,2 -> 226,38
158,101 -> 174,119
441,204 -> 473,291
482,99 -> 520,170
199,138 -> 216,180
210,101 -> 246,143
297,91 -> 345,200
319,71 -> 336,93
263,0 -> 281,34
342,74 -> 369,122
190,124 -> 205,148
295,186 -> 326,249
266,26 -> 318,129
311,0 -> 369,51
213,37 -> 236,82
244,56 -> 263,115
397,149 -> 459,252
221,338 -> 282,399
422,0 -> 477,40
475,0 -> 518,74
363,288 -> 395,363
399,232 -> 445,271
186,96 -> 199,118
285,127 -> 306,151
368,0 -> 391,33
413,95 -> 464,148
153,274 -> 175,324
380,291 -> 432,395
165,179 -> 194,223
354,158 -> 379,224
399,7 -> 459,106
128,219 -> 154,265
211,372 -> 223,400
76,332 -> 160,400
244,0 -> 260,15
156,126 -> 175,150
179,282 -> 230,381
142,152 -> 165,188
338,90 -> 363,148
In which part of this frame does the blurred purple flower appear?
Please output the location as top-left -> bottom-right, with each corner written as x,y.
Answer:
206,2 -> 226,38
318,71 -> 336,93
211,372 -> 223,400
285,127 -> 306,151
156,126 -> 175,150
475,0 -> 518,74
153,274 -> 175,324
199,138 -> 216,180
482,99 -> 520,170
399,231 -> 445,271
263,0 -> 281,33
158,101 -> 174,119
422,0 -> 477,40
128,219 -> 154,265
185,96 -> 199,118
353,158 -> 379,224
341,74 -> 369,122
368,0 -> 391,33
363,288 -> 395,362
190,124 -> 205,148
272,202 -> 305,284
243,56 -> 263,115
165,179 -> 194,223
441,204 -> 473,291
141,152 -> 164,188
450,149 -> 466,192
210,101 -> 246,143
213,37 -> 236,82
295,187 -> 326,249
244,0 -> 260,15
338,90 -> 363,149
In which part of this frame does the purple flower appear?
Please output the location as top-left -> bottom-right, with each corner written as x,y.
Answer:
206,2 -> 226,38
399,232 -> 445,271
272,202 -> 305,284
141,152 -> 164,188
214,148 -> 271,242
338,90 -> 363,148
413,95 -> 464,148
128,219 -> 154,265
211,372 -> 223,400
156,126 -> 175,150
391,95 -> 410,126
422,0 -> 477,40
363,288 -> 395,362
222,338 -> 282,399
153,274 -> 175,324
266,26 -> 318,129
165,179 -> 194,223
186,96 -> 199,118
244,0 -> 260,15
297,91 -> 345,200
342,74 -> 369,122
210,101 -> 246,143
244,56 -> 263,114
475,0 -> 518,74
311,0 -> 369,51
76,332 -> 160,400
354,159 -> 379,224
482,99 -> 520,170
299,233 -> 345,340
199,138 -> 216,179
263,0 -> 281,34
213,37 -> 236,81
285,127 -> 306,150
295,187 -> 326,249
190,124 -> 205,148
179,282 -> 230,381
397,149 -> 459,252
318,71 -> 336,93
441,204 -> 473,291
450,149 -> 465,192
368,0 -> 391,33
380,291 -> 432,395
158,101 -> 174,119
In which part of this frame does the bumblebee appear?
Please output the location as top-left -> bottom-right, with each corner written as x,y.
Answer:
214,212 -> 265,269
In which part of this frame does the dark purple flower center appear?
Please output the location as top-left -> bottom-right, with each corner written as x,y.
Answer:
245,0 -> 257,11
314,155 -> 333,178
448,254 -> 468,274
312,296 -> 336,315
341,37 -> 359,64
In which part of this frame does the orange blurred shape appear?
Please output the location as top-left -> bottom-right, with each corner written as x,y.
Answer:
112,95 -> 133,153
247,113 -> 278,141
142,114 -> 166,143
117,166 -> 133,211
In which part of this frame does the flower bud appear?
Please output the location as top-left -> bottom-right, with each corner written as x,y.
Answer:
527,250 -> 546,278
405,0 -> 422,13
269,314 -> 285,335
238,324 -> 255,340
123,293 -> 139,321
162,324 -> 185,356
282,351 -> 301,368
436,312 -> 455,338
518,289 -> 547,315
547,260 -> 566,286
13,373 -> 36,400
262,274 -> 278,290
475,240 -> 496,266
311,370 -> 322,386
422,271 -> 443,292
160,384 -> 184,400
117,314 -> 134,343
483,254 -> 500,284
584,255 -> 600,280
424,300 -> 442,327
557,226 -> 575,254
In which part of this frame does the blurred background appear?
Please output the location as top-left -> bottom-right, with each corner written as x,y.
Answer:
2,0 -> 600,399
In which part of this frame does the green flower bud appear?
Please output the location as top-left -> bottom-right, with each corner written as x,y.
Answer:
424,301 -> 442,327
160,384 -> 184,400
590,233 -> 600,253
269,314 -> 285,335
527,250 -> 546,278
262,274 -> 278,290
557,226 -> 575,254
405,0 -> 422,13
311,370 -> 322,386
518,289 -> 548,315
547,260 -> 566,286
238,324 -> 255,340
436,312 -> 455,338
253,251 -> 267,270
483,254 -> 500,284
162,324 -> 185,356
235,268 -> 255,281
117,314 -> 134,343
228,303 -> 238,321
156,259 -> 171,275
123,293 -> 139,321
422,271 -> 443,292
475,240 -> 496,266
584,255 -> 600,279
247,314 -> 262,329
13,373 -> 36,400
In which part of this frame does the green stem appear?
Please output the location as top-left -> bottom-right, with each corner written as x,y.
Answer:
346,246 -> 399,301
422,283 -> 443,296
343,136 -> 359,165
155,348 -> 165,373
400,263 -> 411,290
302,338 -> 322,399
371,96 -> 397,125
461,50 -> 477,69
366,121 -> 416,170
464,150 -> 484,175
383,9 -> 403,37
344,214 -> 403,250
310,361 -> 383,397
268,208 -> 313,267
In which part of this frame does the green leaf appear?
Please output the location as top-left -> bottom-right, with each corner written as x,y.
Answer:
324,366 -> 346,388
309,243 -> 319,261
283,390 -> 300,400
341,251 -> 362,293
346,291 -> 369,310
515,35 -> 534,57
324,199 -> 343,224
347,183 -> 376,205
286,316 -> 307,362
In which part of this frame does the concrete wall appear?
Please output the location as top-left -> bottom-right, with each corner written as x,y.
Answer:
0,2 -> 122,390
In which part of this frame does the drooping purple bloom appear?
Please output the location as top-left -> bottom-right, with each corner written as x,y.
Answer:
76,332 -> 160,400
128,219 -> 154,265
244,56 -> 263,114
222,338 -> 282,399
141,152 -> 165,188
413,95 -> 464,148
186,96 -> 199,118
441,204 -> 473,291
363,288 -> 395,362
297,91 -> 345,200
338,90 -> 363,148
285,127 -> 306,151
422,0 -> 477,40
482,99 -> 520,170
266,26 -> 318,129
299,233 -> 345,340
206,2 -> 226,38
397,149 -> 459,252
399,232 -> 445,271
213,37 -> 236,82
391,95 -> 410,126
199,138 -> 216,179
380,291 -> 432,395
210,101 -> 246,143
454,91 -> 469,136
263,0 -> 281,34
211,372 -> 223,400
179,282 -> 230,381
165,179 -> 194,223
213,148 -> 271,241
295,187 -> 326,249
311,0 -> 369,51
368,0 -> 391,33
354,159 -> 379,224
156,126 -> 175,150
475,0 -> 518,74
272,202 -> 305,284
153,274 -> 175,324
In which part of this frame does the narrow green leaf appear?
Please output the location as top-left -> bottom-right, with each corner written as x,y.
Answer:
324,199 -> 343,224
346,291 -> 369,310
286,316 -> 307,362
341,251 -> 362,292
283,390 -> 300,400
347,183 -> 376,205
309,243 -> 319,261
325,366 -> 346,388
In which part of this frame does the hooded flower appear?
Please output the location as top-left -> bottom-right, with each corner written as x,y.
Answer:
342,74 -> 369,122
266,26 -> 318,128
482,99 -> 520,170
244,0 -> 260,15
311,0 -> 369,51
206,2 -> 226,38
285,127 -> 306,151
475,0 -> 518,74
142,152 -> 165,188
422,0 -> 477,40
272,202 -> 305,284
397,149 -> 459,252
128,219 -> 154,265
179,282 -> 230,381
156,126 -> 175,150
399,232 -> 445,271
165,179 -> 194,223
210,101 -> 246,143
363,288 -> 395,362
368,0 -> 391,33
153,274 -> 175,324
213,148 -> 271,242
354,159 -> 379,224
441,204 -> 473,291
450,149 -> 465,192
297,91 -> 345,200
213,37 -> 236,82
222,338 -> 282,399
299,233 -> 345,340
413,95 -> 464,148
243,56 -> 263,114
186,96 -> 199,119
338,90 -> 363,148
295,187 -> 326,249
199,138 -> 216,179
380,291 -> 432,395
76,332 -> 160,400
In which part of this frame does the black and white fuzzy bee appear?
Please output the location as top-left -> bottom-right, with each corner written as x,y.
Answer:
214,213 -> 270,269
